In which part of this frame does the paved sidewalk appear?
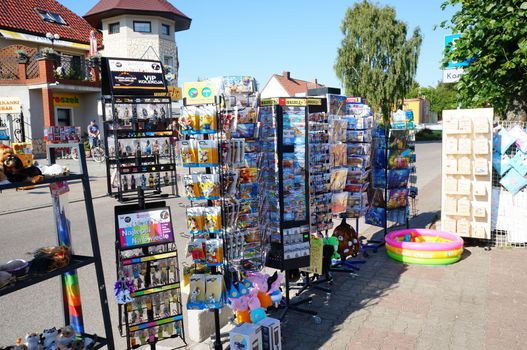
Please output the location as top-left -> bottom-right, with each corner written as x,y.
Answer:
277,244 -> 527,350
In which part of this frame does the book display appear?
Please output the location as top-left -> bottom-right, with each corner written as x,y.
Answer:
441,108 -> 493,239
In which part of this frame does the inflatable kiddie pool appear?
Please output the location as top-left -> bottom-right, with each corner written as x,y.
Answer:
385,229 -> 464,265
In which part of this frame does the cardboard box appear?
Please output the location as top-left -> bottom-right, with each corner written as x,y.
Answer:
258,317 -> 281,350
230,323 -> 262,350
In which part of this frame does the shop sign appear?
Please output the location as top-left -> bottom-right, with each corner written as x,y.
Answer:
443,67 -> 464,83
53,93 -> 80,107
102,58 -> 168,95
0,96 -> 21,114
182,81 -> 215,105
445,34 -> 470,69
154,86 -> 182,101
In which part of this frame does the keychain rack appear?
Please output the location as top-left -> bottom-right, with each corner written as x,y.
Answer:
101,95 -> 178,203
114,198 -> 186,350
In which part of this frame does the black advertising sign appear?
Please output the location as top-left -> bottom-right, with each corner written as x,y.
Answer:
101,57 -> 168,95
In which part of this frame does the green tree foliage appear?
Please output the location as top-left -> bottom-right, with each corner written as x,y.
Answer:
441,1 -> 527,120
406,82 -> 458,119
335,1 -> 422,119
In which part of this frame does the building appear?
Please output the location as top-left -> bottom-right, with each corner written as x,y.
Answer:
0,0 -> 191,154
84,0 -> 191,85
0,0 -> 102,153
260,71 -> 324,98
403,97 -> 435,125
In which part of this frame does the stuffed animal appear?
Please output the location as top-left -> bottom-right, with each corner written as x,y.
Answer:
24,333 -> 40,350
56,326 -> 75,350
0,144 -> 10,181
0,147 -> 42,183
41,327 -> 59,349
332,218 -> 360,258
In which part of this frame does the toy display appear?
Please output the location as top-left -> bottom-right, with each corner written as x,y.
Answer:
441,108 -> 493,239
102,96 -> 177,201
229,322 -> 263,350
1,325 -> 99,350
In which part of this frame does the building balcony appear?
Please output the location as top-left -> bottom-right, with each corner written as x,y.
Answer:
0,53 -> 100,87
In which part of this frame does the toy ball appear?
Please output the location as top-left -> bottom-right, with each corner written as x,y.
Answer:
403,234 -> 412,242
250,307 -> 267,323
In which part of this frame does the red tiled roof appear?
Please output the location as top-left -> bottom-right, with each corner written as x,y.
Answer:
272,72 -> 325,96
0,0 -> 99,45
84,0 -> 191,31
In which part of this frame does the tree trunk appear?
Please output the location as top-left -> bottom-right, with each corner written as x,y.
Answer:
505,98 -> 527,122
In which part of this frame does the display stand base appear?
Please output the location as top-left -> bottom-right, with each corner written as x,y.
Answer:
275,272 -> 318,322
294,273 -> 332,295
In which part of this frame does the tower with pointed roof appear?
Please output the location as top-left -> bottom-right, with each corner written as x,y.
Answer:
84,0 -> 191,85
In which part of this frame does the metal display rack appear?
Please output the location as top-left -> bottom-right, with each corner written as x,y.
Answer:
101,95 -> 178,203
0,143 -> 115,349
491,120 -> 527,248
114,200 -> 186,350
259,97 -> 319,320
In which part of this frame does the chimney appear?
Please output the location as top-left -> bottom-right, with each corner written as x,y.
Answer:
313,78 -> 318,85
282,71 -> 290,80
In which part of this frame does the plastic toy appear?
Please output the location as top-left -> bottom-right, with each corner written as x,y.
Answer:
385,229 -> 464,265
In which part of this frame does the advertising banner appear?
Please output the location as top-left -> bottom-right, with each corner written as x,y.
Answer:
101,57 -> 168,95
117,207 -> 174,248
182,81 -> 215,105
0,96 -> 21,114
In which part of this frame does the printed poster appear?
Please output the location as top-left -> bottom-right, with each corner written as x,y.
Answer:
117,207 -> 174,248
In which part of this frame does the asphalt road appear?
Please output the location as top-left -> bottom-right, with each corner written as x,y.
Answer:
0,141 -> 442,349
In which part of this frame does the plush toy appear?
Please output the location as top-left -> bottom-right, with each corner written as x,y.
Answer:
324,236 -> 341,261
41,327 -> 59,349
24,333 -> 40,350
248,290 -> 266,323
56,326 -> 75,350
332,218 -> 360,258
0,147 -> 42,183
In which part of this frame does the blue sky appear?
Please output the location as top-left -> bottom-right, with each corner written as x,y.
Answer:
60,0 -> 456,89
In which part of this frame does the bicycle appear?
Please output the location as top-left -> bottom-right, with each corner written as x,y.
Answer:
72,139 -> 106,163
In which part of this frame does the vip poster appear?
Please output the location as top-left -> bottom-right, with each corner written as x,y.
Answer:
102,57 -> 168,95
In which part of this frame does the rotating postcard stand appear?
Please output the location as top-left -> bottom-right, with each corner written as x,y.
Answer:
259,98 -> 317,320
100,57 -> 185,349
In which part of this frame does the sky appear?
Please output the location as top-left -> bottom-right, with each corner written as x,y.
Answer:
59,0 -> 456,89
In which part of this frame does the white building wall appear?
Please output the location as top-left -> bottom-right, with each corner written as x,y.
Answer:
101,15 -> 177,63
260,77 -> 289,98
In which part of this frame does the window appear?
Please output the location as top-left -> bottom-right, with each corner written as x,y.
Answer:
164,56 -> 173,67
161,24 -> 170,36
109,22 -> 120,34
133,21 -> 151,33
36,9 -> 67,25
56,108 -> 72,127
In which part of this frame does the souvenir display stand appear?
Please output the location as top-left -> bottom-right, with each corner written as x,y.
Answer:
0,143 -> 115,349
101,96 -> 178,202
100,57 -> 186,350
100,57 -> 178,203
490,120 -> 527,247
114,200 -> 186,349
179,94 -> 226,350
258,97 -> 317,319
441,108 -> 493,239
367,111 -> 416,238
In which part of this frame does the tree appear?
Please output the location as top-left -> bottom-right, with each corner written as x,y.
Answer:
335,1 -> 422,119
441,1 -> 527,120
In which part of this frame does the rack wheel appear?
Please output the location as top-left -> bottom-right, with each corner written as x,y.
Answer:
313,316 -> 322,325
484,246 -> 491,251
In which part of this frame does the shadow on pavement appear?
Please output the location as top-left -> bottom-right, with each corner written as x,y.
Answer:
275,211 -> 442,349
